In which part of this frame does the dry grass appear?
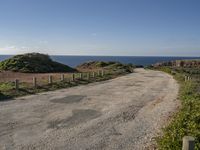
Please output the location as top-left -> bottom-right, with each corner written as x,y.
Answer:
0,71 -> 73,85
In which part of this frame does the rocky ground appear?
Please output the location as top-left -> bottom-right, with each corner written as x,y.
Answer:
0,69 -> 179,150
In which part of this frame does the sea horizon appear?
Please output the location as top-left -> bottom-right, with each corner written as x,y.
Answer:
0,54 -> 199,67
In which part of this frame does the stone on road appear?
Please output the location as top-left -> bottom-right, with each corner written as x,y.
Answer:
0,69 -> 179,150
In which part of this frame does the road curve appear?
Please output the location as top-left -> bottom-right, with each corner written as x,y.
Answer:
0,69 -> 179,150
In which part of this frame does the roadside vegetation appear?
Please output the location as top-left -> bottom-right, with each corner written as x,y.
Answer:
0,54 -> 134,101
76,61 -> 134,73
0,70 -> 132,101
154,66 -> 200,150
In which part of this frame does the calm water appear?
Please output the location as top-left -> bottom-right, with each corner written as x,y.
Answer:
0,55 -> 199,67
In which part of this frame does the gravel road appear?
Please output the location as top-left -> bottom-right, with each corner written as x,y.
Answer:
0,69 -> 179,150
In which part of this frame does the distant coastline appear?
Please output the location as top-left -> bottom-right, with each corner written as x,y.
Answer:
0,55 -> 199,67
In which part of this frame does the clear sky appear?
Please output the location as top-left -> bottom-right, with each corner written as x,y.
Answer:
0,0 -> 200,56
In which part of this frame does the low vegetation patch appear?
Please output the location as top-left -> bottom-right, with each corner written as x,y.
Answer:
0,54 -> 135,100
155,66 -> 200,150
0,53 -> 76,73
77,61 -> 134,73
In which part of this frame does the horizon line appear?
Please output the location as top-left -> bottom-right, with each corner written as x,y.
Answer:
0,53 -> 200,58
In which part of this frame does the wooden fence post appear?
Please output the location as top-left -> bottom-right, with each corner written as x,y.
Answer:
185,76 -> 187,82
33,77 -> 37,88
182,136 -> 195,150
71,74 -> 75,81
80,73 -> 82,79
61,74 -> 64,81
92,72 -> 95,78
15,79 -> 19,91
102,70 -> 104,76
187,76 -> 190,81
87,73 -> 90,80
49,75 -> 53,84
98,70 -> 101,76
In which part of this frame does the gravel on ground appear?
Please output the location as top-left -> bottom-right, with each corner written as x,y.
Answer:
0,69 -> 179,150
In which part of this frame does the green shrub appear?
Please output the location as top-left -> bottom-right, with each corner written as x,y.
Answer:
0,82 -> 14,91
77,61 -> 134,73
0,53 -> 76,73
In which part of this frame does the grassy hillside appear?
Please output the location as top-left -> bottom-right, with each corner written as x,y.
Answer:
0,53 -> 76,73
77,61 -> 134,73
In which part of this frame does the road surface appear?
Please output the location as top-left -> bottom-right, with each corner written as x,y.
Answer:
0,69 -> 179,150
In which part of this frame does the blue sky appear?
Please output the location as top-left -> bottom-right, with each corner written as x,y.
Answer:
0,0 -> 200,56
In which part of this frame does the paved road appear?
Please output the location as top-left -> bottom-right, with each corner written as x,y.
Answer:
0,69 -> 179,150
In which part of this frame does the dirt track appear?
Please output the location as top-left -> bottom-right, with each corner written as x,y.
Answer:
0,69 -> 179,150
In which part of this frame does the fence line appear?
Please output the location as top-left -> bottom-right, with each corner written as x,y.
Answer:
12,70 -> 109,91
14,70 -> 105,91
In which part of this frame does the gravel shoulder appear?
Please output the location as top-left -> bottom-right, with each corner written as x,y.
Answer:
0,69 -> 179,150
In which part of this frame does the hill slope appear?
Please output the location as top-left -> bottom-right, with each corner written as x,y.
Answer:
0,53 -> 76,73
76,61 -> 134,72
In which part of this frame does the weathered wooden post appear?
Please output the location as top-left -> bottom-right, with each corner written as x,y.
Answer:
61,74 -> 64,81
98,70 -> 101,76
187,76 -> 190,81
80,73 -> 82,79
102,70 -> 104,76
185,76 -> 187,82
182,136 -> 195,150
71,74 -> 75,81
92,72 -> 95,78
15,79 -> 19,91
87,73 -> 90,80
33,77 -> 37,88
49,75 -> 53,84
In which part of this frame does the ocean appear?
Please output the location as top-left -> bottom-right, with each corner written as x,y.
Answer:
0,55 -> 199,67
